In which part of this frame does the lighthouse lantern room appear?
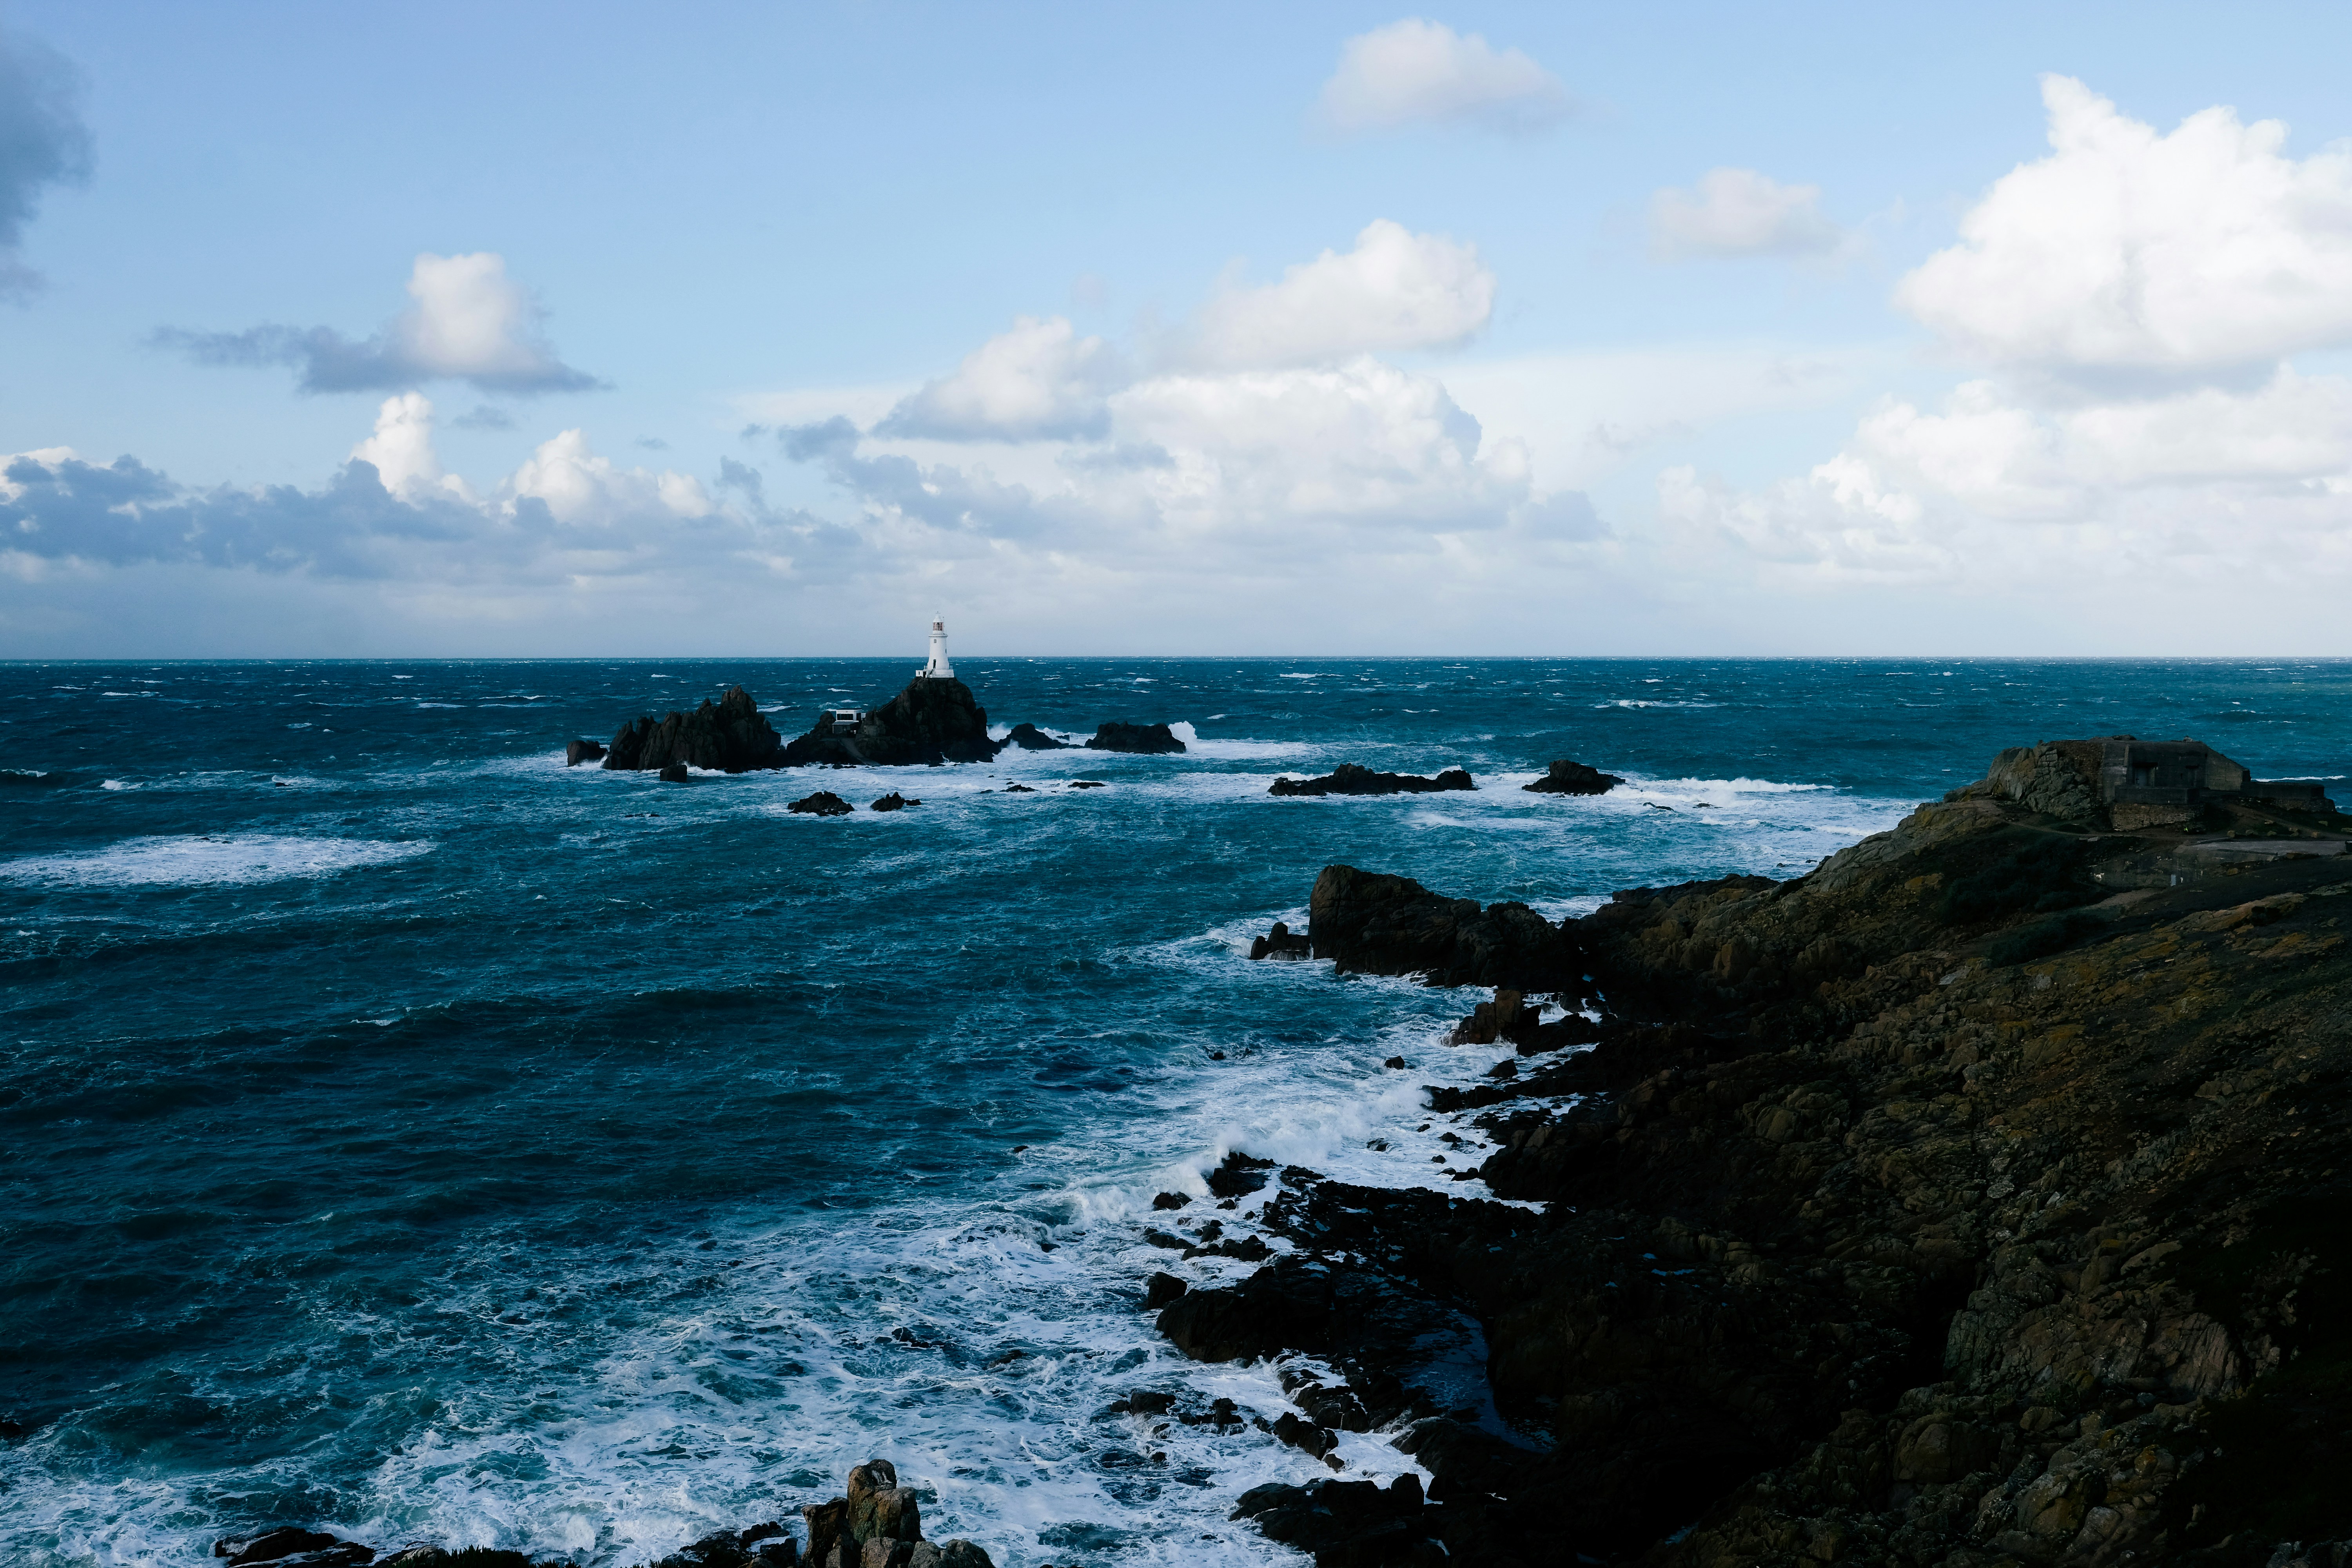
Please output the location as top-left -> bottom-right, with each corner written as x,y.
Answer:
919,617 -> 955,680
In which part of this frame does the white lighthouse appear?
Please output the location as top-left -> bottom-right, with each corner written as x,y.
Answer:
919,616 -> 955,679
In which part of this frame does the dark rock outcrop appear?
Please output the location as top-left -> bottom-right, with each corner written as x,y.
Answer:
1004,723 -> 1070,750
659,761 -> 689,783
1270,764 -> 1473,797
604,687 -> 784,773
1248,920 -> 1312,960
1306,864 -> 1585,992
245,1460 -> 993,1568
565,738 -> 606,766
1086,722 -> 1185,755
788,791 -> 853,817
1185,739 -> 2352,1568
1522,757 -> 1622,795
869,793 -> 918,812
780,679 -> 1002,767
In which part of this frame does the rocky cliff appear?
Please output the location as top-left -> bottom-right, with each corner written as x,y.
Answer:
1174,742 -> 2352,1567
780,678 -> 1002,766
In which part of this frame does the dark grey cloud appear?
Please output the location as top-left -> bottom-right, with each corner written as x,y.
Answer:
0,25 -> 95,298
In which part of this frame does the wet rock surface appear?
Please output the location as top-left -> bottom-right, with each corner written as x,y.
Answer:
1523,757 -> 1623,795
1004,722 -> 1070,750
1307,863 -> 1588,992
1189,739 -> 2352,1566
780,679 -> 1002,767
604,687 -> 784,773
1085,721 -> 1185,754
788,791 -> 854,817
215,1461 -> 994,1568
1270,764 -> 1474,797
1249,919 -> 1313,960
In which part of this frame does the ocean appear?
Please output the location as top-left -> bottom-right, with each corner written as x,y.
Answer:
4,657 -> 2347,1567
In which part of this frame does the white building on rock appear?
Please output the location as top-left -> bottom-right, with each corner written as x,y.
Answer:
919,617 -> 955,679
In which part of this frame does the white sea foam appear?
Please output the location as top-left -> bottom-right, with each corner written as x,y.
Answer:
0,834 -> 434,888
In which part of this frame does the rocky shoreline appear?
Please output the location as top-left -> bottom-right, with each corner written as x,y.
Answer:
1185,737 -> 2352,1566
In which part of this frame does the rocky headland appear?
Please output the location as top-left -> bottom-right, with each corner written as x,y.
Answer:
1270,764 -> 1475,797
1185,737 -> 2352,1566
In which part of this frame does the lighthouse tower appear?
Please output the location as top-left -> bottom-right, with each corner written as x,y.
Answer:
919,616 -> 955,680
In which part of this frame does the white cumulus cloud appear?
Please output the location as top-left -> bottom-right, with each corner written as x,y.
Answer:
1898,75 -> 2352,376
879,316 -> 1129,441
1648,168 -> 1842,260
158,252 -> 602,395
350,393 -> 475,503
504,428 -> 712,526
1317,18 -> 1570,135
1186,220 -> 1495,369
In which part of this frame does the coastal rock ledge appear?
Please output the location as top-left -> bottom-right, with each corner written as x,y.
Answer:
207,1459 -> 995,1568
1180,737 -> 2352,1567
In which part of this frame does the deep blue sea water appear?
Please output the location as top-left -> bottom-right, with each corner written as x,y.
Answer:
4,657 -> 2348,1567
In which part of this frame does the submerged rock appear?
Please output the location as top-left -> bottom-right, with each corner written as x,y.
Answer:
604,686 -> 785,774
1004,722 -> 1071,750
781,679 -> 1003,767
788,791 -> 854,817
1522,757 -> 1622,795
1271,763 -> 1472,797
1085,722 -> 1185,755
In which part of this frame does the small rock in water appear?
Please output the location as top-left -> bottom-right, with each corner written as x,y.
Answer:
1382,1056 -> 1406,1070
1269,763 -> 1472,797
1247,920 -> 1312,961
870,793 -> 920,812
1152,1192 -> 1191,1210
1522,757 -> 1624,795
565,738 -> 606,766
1005,722 -> 1071,750
1068,779 -> 1106,789
1000,783 -> 1036,793
1085,721 -> 1185,754
658,761 -> 690,783
789,791 -> 854,817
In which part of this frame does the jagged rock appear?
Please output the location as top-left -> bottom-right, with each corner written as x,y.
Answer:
1004,723 -> 1070,750
1205,1151 -> 1273,1198
781,679 -> 1002,767
1000,784 -> 1034,793
659,761 -> 689,783
604,686 -> 784,773
1270,764 -> 1473,797
796,1461 -> 993,1568
1523,757 -> 1622,795
788,791 -> 854,817
870,793 -> 918,812
1085,722 -> 1185,755
1248,920 -> 1312,960
1307,864 -> 1585,992
1145,1271 -> 1189,1309
1445,988 -> 1541,1046
565,738 -> 606,766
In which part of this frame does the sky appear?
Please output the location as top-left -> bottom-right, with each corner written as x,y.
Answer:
8,2 -> 2352,657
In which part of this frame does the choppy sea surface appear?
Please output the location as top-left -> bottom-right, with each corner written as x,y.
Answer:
5,658 -> 2348,1567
